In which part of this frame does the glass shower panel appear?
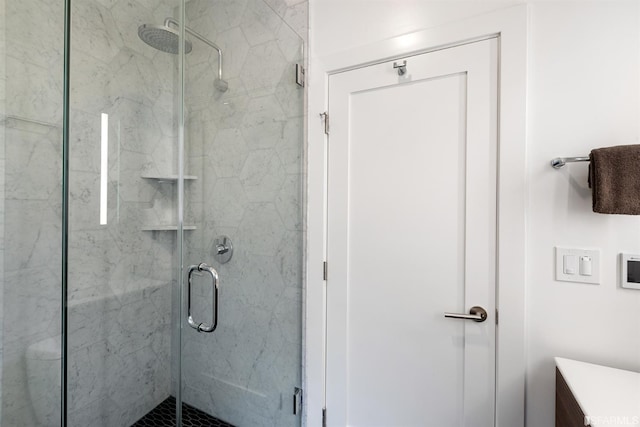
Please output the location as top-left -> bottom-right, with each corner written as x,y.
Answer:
67,0 -> 180,425
182,0 -> 304,425
1,0 -> 64,425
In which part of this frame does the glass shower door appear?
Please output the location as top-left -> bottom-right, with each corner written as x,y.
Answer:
66,0 -> 181,425
180,0 -> 305,425
1,0 -> 64,425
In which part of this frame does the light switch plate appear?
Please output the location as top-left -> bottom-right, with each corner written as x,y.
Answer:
555,247 -> 600,284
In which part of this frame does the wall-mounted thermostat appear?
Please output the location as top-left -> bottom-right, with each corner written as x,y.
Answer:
620,253 -> 640,290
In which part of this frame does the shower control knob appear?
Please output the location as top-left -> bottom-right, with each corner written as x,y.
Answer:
213,236 -> 233,264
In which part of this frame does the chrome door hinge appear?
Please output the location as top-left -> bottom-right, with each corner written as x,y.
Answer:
296,64 -> 305,87
323,261 -> 328,281
322,407 -> 327,427
320,112 -> 329,135
293,387 -> 303,415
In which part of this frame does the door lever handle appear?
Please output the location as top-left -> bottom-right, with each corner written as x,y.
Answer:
444,306 -> 487,322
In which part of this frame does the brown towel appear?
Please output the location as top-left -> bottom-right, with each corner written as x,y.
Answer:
588,144 -> 640,215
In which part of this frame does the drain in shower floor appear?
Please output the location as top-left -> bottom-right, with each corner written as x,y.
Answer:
132,396 -> 235,427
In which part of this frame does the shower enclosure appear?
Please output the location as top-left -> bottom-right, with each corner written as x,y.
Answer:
0,0 -> 305,425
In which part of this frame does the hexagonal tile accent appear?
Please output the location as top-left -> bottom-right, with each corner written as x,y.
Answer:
240,0 -> 282,46
275,71 -> 303,119
275,117 -> 303,174
5,129 -> 61,201
275,230 -> 303,287
209,128 -> 249,177
240,40 -> 289,93
107,98 -> 162,154
208,177 -> 247,227
237,202 -> 285,256
275,21 -> 304,63
110,0 -> 155,60
72,0 -> 123,63
209,92 -> 250,130
275,173 -> 303,231
107,49 -> 164,107
215,27 -> 250,79
240,149 -> 285,202
241,95 -> 287,150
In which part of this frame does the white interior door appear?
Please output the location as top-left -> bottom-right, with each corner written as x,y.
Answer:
325,38 -> 498,427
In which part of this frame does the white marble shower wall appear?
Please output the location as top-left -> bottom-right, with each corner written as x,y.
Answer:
2,0 -> 64,424
2,0 -> 179,425
181,0 -> 306,426
67,0 -> 180,425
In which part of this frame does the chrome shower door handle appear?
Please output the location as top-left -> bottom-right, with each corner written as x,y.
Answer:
187,263 -> 219,333
444,306 -> 487,322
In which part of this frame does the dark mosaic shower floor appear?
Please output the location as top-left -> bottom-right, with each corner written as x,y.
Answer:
132,396 -> 235,427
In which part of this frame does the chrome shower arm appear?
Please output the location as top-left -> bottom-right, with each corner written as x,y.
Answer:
164,17 -> 223,82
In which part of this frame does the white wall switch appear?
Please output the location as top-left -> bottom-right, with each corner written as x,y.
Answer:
563,255 -> 578,274
579,256 -> 592,276
555,247 -> 600,284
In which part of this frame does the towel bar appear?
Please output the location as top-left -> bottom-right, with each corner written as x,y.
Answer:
550,156 -> 590,169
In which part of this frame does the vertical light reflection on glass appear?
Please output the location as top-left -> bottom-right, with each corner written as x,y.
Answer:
100,113 -> 109,225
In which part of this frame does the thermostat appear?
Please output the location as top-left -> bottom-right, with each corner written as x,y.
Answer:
620,253 -> 640,290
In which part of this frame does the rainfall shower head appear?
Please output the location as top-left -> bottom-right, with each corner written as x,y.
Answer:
138,18 -> 228,92
137,23 -> 192,54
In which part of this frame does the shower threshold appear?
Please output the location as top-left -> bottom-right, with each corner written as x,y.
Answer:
132,396 -> 235,427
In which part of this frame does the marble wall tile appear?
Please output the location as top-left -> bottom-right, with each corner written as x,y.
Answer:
240,40 -> 289,93
209,92 -> 249,130
5,200 -> 61,271
241,0 -> 283,46
4,0 -> 179,424
6,56 -> 63,125
110,0 -> 157,60
208,178 -> 247,227
240,149 -> 286,202
5,128 -> 62,202
2,346 -> 39,426
187,0 -> 248,36
215,28 -> 250,79
6,0 -> 64,71
107,49 -> 165,107
240,94 -> 287,150
277,118 -> 304,174
4,0 -> 306,425
275,173 -> 303,231
3,268 -> 61,347
2,2 -> 64,412
209,129 -> 249,177
181,2 -> 306,425
282,2 -> 308,44
72,0 -> 124,63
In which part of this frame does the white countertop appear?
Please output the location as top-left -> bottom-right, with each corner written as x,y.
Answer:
555,357 -> 640,427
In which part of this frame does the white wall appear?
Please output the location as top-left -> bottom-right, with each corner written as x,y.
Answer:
526,3 -> 640,426
309,1 -> 640,426
310,0 -> 520,57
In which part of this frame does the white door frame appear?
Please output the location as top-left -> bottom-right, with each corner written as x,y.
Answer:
305,5 -> 528,427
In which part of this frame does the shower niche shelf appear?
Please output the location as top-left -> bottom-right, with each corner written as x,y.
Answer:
141,175 -> 198,231
142,174 -> 198,181
141,225 -> 197,231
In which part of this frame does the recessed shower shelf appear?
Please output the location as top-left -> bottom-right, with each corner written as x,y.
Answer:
142,175 -> 198,181
141,225 -> 197,231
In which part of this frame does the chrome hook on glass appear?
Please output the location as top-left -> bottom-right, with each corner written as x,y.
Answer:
393,60 -> 407,76
187,263 -> 219,333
